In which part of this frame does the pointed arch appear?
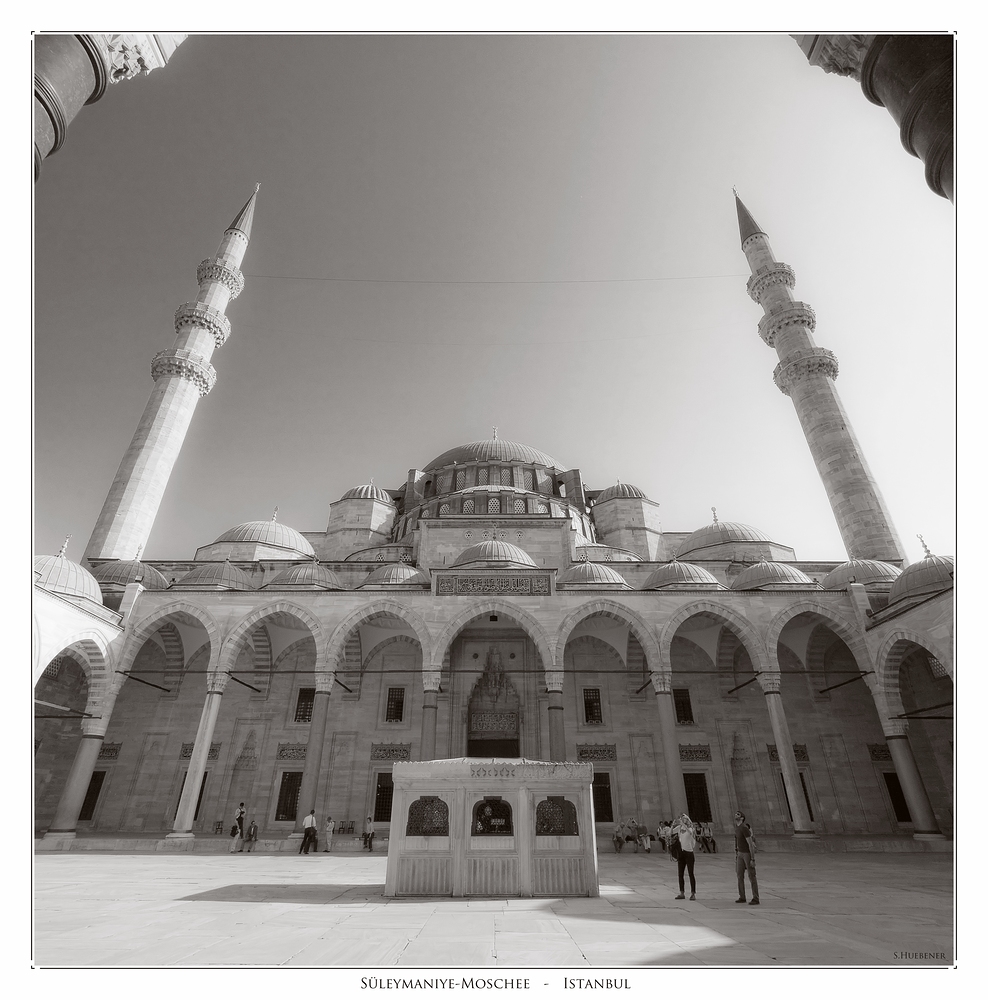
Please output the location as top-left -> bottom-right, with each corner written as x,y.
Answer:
222,600 -> 327,671
123,601 -> 220,666
326,599 -> 434,672
658,600 -> 770,674
431,599 -> 553,671
876,630 -> 954,720
34,630 -> 112,691
555,599 -> 661,672
363,633 -> 422,667
766,601 -> 871,672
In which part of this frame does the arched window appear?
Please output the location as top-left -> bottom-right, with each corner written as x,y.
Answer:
488,497 -> 501,514
406,796 -> 449,836
535,797 -> 579,836
537,502 -> 548,514
500,467 -> 513,486
438,473 -> 451,493
455,470 -> 466,490
471,796 -> 513,836
524,470 -> 534,490
478,468 -> 489,486
462,498 -> 475,514
513,498 -> 526,513
439,503 -> 450,515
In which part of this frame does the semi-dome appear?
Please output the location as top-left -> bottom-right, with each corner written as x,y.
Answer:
425,438 -> 562,471
34,553 -> 103,605
731,561 -> 819,590
642,561 -> 724,590
339,484 -> 394,503
212,519 -> 315,556
821,559 -> 901,591
91,559 -> 169,591
679,520 -> 772,557
888,553 -> 954,605
453,539 -> 537,568
171,561 -> 255,590
556,561 -> 630,588
264,562 -> 345,590
595,483 -> 648,503
358,563 -> 431,588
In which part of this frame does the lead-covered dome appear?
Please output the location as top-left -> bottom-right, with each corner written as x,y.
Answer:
679,520 -> 772,557
213,519 -> 315,557
453,539 -> 537,568
595,483 -> 648,503
340,484 -> 394,503
821,559 -> 901,591
642,561 -> 724,590
264,562 -> 345,590
171,561 -> 255,590
888,553 -> 954,605
34,552 -> 103,605
358,562 -> 431,588
557,561 -> 630,589
91,559 -> 169,591
425,438 -> 562,471
731,561 -> 819,590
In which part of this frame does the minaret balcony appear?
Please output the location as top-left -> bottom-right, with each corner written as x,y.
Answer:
174,302 -> 232,348
758,302 -> 817,347
150,348 -> 217,396
773,348 -> 839,396
196,258 -> 245,299
746,262 -> 796,304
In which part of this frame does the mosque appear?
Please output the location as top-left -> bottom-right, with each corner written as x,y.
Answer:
33,187 -> 954,849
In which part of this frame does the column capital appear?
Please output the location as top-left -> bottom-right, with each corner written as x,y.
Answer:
883,720 -> 910,738
773,347 -> 839,396
757,672 -> 782,694
650,671 -> 673,695
205,672 -> 230,694
544,670 -> 564,693
423,670 -> 442,693
174,301 -> 232,349
150,347 -> 216,396
314,673 -> 334,695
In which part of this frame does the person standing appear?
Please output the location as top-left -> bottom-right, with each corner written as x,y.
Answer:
672,812 -> 698,900
235,802 -> 246,851
363,815 -> 375,852
229,823 -> 242,853
637,821 -> 651,853
244,819 -> 258,852
300,809 -> 318,854
323,815 -> 336,852
734,810 -> 759,904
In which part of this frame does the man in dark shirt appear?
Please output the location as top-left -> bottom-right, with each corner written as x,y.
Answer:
733,810 -> 759,905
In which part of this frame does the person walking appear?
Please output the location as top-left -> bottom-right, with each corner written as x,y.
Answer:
363,815 -> 375,851
672,812 -> 698,900
244,819 -> 258,852
235,802 -> 246,851
300,809 -> 318,854
733,810 -> 759,904
323,815 -> 336,852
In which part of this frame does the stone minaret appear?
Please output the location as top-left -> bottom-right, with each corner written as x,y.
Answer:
85,187 -> 259,564
735,193 -> 905,564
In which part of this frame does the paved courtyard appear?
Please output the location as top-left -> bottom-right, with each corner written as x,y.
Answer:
33,850 -> 953,968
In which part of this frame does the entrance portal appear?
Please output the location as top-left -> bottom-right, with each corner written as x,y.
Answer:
467,645 -> 521,757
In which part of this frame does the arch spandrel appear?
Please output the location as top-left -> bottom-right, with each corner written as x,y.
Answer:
430,599 -> 554,671
658,599 -> 770,675
326,599 -> 434,674
555,599 -> 661,673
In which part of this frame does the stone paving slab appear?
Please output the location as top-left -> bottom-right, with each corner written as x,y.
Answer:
32,851 -> 953,968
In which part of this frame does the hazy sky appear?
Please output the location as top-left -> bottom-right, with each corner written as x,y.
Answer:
34,33 -> 955,565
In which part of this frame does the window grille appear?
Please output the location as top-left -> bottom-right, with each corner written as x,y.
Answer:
294,687 -> 315,724
537,502 -> 548,514
488,497 -> 500,514
438,472 -> 451,492
673,688 -> 695,725
513,498 -> 526,513
374,772 -> 394,822
592,773 -> 613,822
439,503 -> 450,515
535,796 -> 579,835
471,796 -> 513,835
928,656 -> 948,678
385,687 -> 405,723
275,771 -> 302,821
462,498 -> 475,514
524,470 -> 534,490
583,688 -> 603,725
43,658 -> 62,680
406,796 -> 449,836
501,467 -> 513,486
455,470 -> 466,489
478,468 -> 489,485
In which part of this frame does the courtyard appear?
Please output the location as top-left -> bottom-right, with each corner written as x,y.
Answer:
33,848 -> 953,968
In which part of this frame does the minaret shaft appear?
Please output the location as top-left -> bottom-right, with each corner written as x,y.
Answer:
84,190 -> 257,563
738,200 -> 905,564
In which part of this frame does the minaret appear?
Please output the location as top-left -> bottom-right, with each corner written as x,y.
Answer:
85,186 -> 259,563
735,193 -> 905,564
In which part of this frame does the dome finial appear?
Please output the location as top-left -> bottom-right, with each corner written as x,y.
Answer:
711,506 -> 718,524
369,477 -> 375,486
616,477 -> 621,485
271,506 -> 279,522
57,534 -> 72,558
135,544 -> 144,560
917,533 -> 933,558
492,425 -> 498,440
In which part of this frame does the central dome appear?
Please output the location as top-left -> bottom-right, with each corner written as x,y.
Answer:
425,438 -> 562,472
453,539 -> 537,568
213,519 -> 315,557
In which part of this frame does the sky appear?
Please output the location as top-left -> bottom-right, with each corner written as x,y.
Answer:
33,33 -> 956,566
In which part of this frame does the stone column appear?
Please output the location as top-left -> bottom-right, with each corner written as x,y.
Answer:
885,726 -> 944,838
420,670 -> 441,761
169,679 -> 226,838
292,675 -> 333,835
759,674 -> 815,836
651,673 -> 688,817
44,734 -> 105,838
546,670 -> 565,762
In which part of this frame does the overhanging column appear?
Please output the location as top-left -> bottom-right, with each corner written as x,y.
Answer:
651,673 -> 688,817
546,670 -> 565,762
292,677 -> 333,835
169,680 -> 225,838
885,728 -> 944,838
759,674 -> 815,836
420,670 -> 440,761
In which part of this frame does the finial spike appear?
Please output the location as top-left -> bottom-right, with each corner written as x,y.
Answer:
135,544 -> 144,560
711,506 -> 718,524
369,477 -> 374,486
57,534 -> 72,558
271,506 -> 279,522
492,426 -> 498,440
917,533 -> 933,558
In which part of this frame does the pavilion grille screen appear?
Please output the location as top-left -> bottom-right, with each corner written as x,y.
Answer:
583,688 -> 603,725
673,688 -> 695,725
592,773 -> 613,823
535,796 -> 579,836
386,687 -> 405,723
294,687 -> 315,724
683,772 -> 713,822
374,772 -> 394,822
405,795 -> 449,836
275,771 -> 303,821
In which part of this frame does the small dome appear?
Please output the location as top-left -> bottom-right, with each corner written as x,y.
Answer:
34,553 -> 103,605
453,539 -> 537,568
679,520 -> 772,557
888,554 -> 954,605
425,438 -> 562,471
358,563 -> 431,588
171,561 -> 255,590
731,561 -> 819,590
91,559 -> 169,591
264,562 -> 345,590
595,483 -> 648,503
213,519 -> 314,556
557,561 -> 630,588
339,484 -> 394,503
821,559 -> 902,591
642,561 -> 724,590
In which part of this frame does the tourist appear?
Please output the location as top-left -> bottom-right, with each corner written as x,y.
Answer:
734,810 -> 759,904
323,815 -> 335,852
300,809 -> 318,854
244,819 -> 258,852
229,822 -> 242,853
637,821 -> 651,853
672,812 -> 697,899
363,815 -> 375,851
611,822 -> 624,852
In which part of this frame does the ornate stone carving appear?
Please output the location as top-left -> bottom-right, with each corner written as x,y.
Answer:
544,671 -> 564,692
773,348 -> 840,395
650,671 -> 673,695
746,262 -> 796,303
470,712 -> 518,733
395,759 -> 592,780
679,743 -> 712,761
197,258 -> 245,299
437,574 -> 550,595
276,742 -> 307,760
801,34 -> 873,79
730,731 -> 756,770
93,33 -> 188,83
576,743 -> 616,761
406,795 -> 449,836
97,742 -> 121,760
174,301 -> 232,349
867,742 -> 893,761
423,670 -> 442,693
151,348 -> 216,397
236,730 -> 258,770
758,302 -> 817,348
767,743 -> 809,762
181,741 -> 221,760
371,743 -> 411,760
478,646 -> 508,700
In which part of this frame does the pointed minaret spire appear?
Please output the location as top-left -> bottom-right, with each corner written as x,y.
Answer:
85,188 -> 260,564
735,194 -> 905,565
